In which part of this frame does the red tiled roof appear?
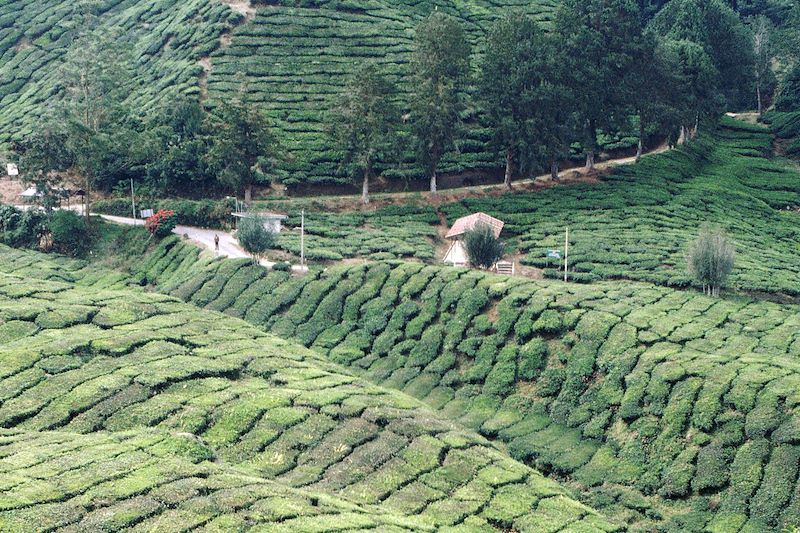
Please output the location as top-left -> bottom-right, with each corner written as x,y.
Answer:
446,212 -> 504,239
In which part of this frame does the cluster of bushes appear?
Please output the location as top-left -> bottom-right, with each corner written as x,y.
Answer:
0,205 -> 90,256
144,208 -> 178,238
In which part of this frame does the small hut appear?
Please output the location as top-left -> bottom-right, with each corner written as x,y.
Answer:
443,212 -> 505,267
232,212 -> 288,233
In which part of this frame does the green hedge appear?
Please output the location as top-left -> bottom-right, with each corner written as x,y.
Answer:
94,198 -> 235,229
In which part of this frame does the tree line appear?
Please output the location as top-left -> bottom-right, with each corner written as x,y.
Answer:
14,0 -> 797,210
337,0 -> 787,203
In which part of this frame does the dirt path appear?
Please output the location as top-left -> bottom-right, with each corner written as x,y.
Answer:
256,143 -> 671,213
726,112 -> 761,125
198,1 -> 256,101
218,0 -> 256,18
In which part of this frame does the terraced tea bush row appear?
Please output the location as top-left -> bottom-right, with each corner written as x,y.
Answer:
132,240 -> 800,532
0,0 -> 241,144
0,429 -> 437,532
0,245 -> 617,532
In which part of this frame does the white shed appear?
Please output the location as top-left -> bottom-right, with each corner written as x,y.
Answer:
443,240 -> 469,267
443,212 -> 505,267
232,212 -> 288,233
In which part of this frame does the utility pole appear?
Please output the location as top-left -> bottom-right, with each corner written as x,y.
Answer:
300,209 -> 305,270
564,227 -> 569,282
130,178 -> 137,224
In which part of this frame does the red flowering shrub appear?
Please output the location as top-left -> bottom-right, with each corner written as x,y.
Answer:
145,209 -> 178,238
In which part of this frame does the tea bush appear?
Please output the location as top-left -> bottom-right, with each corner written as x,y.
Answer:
128,240 -> 800,531
0,244 -> 616,532
48,210 -> 90,256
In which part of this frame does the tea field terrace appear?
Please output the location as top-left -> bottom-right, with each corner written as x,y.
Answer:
0,0 -> 243,145
0,245 -> 615,532
122,235 -> 800,532
253,118 -> 800,297
1,0 -> 638,186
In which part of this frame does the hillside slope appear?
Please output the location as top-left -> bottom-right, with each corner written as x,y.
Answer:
2,0 -> 641,186
0,245 -> 616,532
122,235 -> 800,532
206,0 -> 565,186
248,119 -> 799,295
0,0 -> 242,143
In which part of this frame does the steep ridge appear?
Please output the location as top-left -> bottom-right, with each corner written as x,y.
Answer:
0,246 -> 617,532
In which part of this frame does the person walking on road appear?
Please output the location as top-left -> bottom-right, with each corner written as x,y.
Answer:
214,234 -> 220,255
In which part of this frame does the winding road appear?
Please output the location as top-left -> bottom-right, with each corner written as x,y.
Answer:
98,214 -> 308,272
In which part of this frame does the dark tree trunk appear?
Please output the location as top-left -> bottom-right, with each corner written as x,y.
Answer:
551,158 -> 559,181
585,151 -> 595,170
84,178 -> 91,227
585,118 -> 597,171
362,168 -> 370,205
636,114 -> 645,163
244,184 -> 253,204
504,148 -> 513,190
757,84 -> 762,116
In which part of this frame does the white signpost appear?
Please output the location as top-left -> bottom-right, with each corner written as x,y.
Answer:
140,209 -> 154,219
6,163 -> 18,177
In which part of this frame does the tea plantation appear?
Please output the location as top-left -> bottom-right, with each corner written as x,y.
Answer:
205,0 -> 577,186
445,118 -> 800,294
118,234 -> 800,532
0,0 -> 242,143
0,245 -> 618,532
253,118 -> 800,295
2,0 -> 640,185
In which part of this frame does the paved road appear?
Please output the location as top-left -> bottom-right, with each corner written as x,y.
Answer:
98,214 -> 308,273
